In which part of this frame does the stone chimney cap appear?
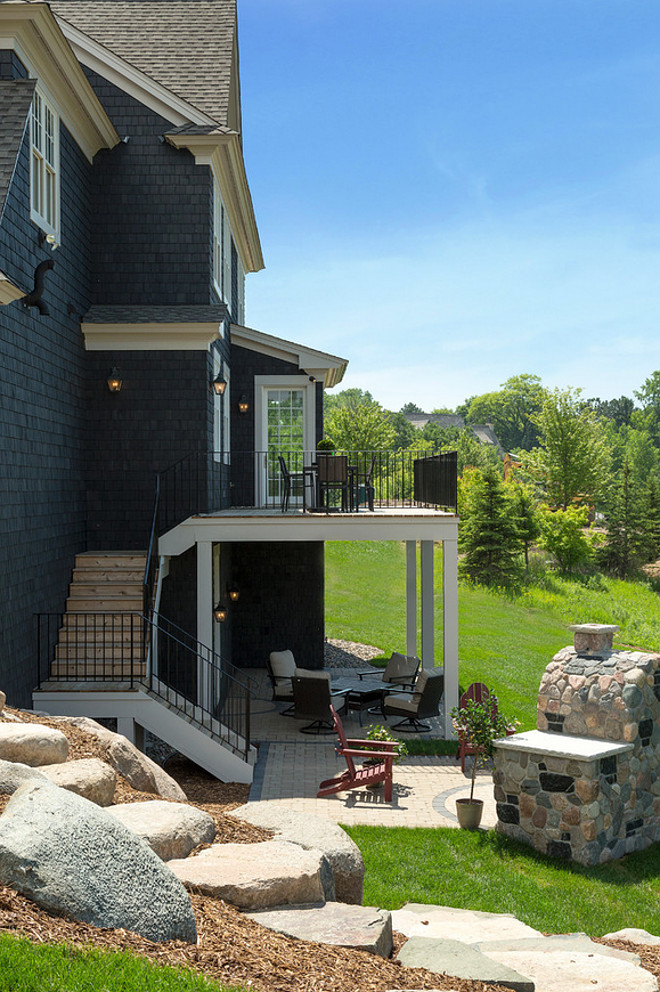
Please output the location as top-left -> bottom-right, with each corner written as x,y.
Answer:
568,623 -> 619,656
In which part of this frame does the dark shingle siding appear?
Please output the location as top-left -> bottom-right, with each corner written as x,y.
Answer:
0,80 -> 36,225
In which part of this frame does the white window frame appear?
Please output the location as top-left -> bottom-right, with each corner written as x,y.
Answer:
30,88 -> 59,237
213,179 -> 235,316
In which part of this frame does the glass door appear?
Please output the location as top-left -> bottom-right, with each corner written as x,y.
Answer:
264,388 -> 306,507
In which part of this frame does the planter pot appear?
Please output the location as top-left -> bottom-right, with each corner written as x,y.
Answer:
456,797 -> 484,830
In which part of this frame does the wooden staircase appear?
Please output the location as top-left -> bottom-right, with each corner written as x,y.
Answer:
51,553 -> 148,680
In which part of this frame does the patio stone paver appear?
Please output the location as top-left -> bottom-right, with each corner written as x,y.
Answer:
247,665 -> 498,829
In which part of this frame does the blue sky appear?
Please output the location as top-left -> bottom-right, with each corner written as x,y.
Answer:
238,0 -> 660,411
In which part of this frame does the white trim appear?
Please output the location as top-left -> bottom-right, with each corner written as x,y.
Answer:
421,540 -> 434,670
82,322 -> 223,351
57,19 -> 215,128
254,376 -> 316,508
231,323 -> 347,389
406,541 -> 417,659
442,537 -> 459,739
0,272 -> 24,305
30,87 -> 59,237
0,6 -> 119,161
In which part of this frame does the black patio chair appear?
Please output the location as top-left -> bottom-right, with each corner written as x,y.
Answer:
277,455 -> 313,512
382,670 -> 445,732
292,671 -> 347,734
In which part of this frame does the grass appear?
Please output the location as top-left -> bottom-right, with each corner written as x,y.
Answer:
343,824 -> 660,937
0,935 -> 247,992
326,541 -> 660,728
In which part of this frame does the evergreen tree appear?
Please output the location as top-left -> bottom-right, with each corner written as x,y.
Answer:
459,468 -> 523,586
598,457 -> 648,578
509,482 -> 540,573
644,476 -> 660,563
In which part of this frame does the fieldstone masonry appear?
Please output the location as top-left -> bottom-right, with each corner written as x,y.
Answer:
493,623 -> 660,865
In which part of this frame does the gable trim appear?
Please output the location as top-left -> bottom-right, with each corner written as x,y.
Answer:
231,323 -> 347,389
56,18 -> 217,129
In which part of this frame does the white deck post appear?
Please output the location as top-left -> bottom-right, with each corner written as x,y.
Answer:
406,540 -> 417,659
420,540 -> 434,670
197,541 -> 214,709
442,532 -> 459,738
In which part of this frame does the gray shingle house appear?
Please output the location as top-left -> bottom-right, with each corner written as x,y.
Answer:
0,0 -> 459,782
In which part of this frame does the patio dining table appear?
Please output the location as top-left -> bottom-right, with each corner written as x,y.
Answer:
330,676 -> 384,723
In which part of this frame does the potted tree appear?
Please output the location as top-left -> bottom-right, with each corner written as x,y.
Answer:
451,695 -> 510,829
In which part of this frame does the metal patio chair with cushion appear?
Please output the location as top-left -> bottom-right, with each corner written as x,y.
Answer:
266,649 -> 315,716
317,705 -> 395,801
358,651 -> 420,688
292,671 -> 347,734
382,669 -> 445,732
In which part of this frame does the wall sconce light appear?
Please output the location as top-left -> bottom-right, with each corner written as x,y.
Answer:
107,367 -> 122,393
227,584 -> 240,603
212,373 -> 227,396
213,601 -> 228,623
238,394 -> 249,415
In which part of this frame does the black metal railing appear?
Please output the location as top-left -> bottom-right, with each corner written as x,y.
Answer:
34,611 -> 251,761
158,448 -> 457,534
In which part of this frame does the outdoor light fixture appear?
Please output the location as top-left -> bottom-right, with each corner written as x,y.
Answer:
107,367 -> 122,393
213,601 -> 228,623
238,394 -> 249,415
212,373 -> 227,396
227,584 -> 240,603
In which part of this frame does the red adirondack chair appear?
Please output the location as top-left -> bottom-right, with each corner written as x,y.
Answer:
317,706 -> 397,802
456,682 -> 514,772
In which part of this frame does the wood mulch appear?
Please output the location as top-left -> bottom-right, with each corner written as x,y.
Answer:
3,708 -> 658,991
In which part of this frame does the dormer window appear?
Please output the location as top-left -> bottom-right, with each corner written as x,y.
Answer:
31,90 -> 59,236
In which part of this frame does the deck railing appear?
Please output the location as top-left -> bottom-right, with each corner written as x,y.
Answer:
158,448 -> 457,534
34,610 -> 251,761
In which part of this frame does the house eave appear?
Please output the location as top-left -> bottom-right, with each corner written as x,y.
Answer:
165,132 -> 264,274
0,271 -> 25,305
0,3 -> 119,162
231,322 -> 348,389
82,322 -> 223,351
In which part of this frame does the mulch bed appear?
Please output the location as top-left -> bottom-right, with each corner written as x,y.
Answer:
2,709 -> 658,991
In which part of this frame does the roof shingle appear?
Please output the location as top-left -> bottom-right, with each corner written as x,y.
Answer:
0,79 -> 36,224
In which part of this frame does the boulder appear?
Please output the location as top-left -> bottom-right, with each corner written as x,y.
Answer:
169,840 -> 331,909
0,780 -> 196,943
603,928 -> 660,947
391,903 -> 542,943
229,802 -> 364,904
0,691 -> 6,713
39,758 -> 116,806
0,758 -> 46,793
52,717 -> 186,801
0,724 -> 68,766
107,801 -> 215,860
246,902 -> 393,957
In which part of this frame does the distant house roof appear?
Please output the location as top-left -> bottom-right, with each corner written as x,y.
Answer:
47,0 -> 237,127
0,79 -> 36,223
402,411 -> 505,457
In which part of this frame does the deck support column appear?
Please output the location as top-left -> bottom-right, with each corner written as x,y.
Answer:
197,541 -> 213,709
443,533 -> 459,738
420,540 -> 434,670
405,540 -> 417,659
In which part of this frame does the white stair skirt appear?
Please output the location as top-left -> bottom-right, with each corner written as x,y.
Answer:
32,686 -> 256,784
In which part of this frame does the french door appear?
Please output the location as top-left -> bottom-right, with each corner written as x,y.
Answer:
255,378 -> 315,507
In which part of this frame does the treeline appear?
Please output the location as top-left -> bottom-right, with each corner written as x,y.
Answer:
323,371 -> 660,584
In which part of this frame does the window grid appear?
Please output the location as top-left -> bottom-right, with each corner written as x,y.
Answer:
31,91 -> 58,234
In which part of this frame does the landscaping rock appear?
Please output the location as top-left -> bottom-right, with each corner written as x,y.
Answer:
169,840 -> 331,909
52,717 -> 186,801
0,758 -> 46,793
602,928 -> 660,946
0,780 -> 196,943
39,758 -> 116,806
391,903 -> 542,943
397,936 -> 534,992
107,801 -> 215,860
229,802 -> 364,904
475,934 -> 656,992
246,902 -> 393,957
0,723 -> 68,766
0,691 -> 6,712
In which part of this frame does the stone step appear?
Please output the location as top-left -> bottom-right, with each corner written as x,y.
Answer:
391,903 -> 542,943
245,902 -> 392,957
474,934 -> 657,992
396,936 -> 534,992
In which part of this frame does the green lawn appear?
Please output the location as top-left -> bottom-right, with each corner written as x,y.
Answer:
0,935 -> 246,992
325,541 -> 660,728
344,824 -> 660,937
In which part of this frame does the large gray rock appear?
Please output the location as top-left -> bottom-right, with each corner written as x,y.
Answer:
106,801 -> 215,861
0,724 -> 69,767
0,758 -> 46,793
0,780 -> 196,943
169,840 -> 331,909
246,902 -> 393,957
397,937 -> 534,992
52,717 -> 186,801
39,759 -> 116,806
229,802 -> 364,904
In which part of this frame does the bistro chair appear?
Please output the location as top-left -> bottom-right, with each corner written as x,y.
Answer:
277,455 -> 313,513
316,453 -> 351,512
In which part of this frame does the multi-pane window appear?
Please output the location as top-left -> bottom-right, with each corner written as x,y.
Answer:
31,91 -> 58,235
213,180 -> 242,318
